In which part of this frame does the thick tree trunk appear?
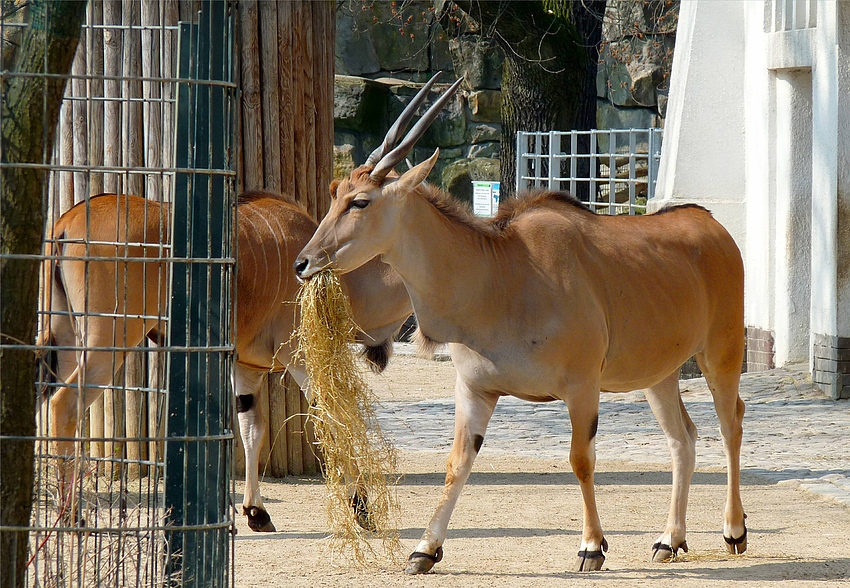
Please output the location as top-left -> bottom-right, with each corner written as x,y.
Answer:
0,2 -> 86,587
571,0 -> 606,201
451,1 -> 586,197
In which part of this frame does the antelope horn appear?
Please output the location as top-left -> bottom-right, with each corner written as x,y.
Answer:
370,76 -> 464,183
365,71 -> 444,167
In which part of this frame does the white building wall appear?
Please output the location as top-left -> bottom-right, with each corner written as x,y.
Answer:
743,2 -> 774,334
653,0 -> 747,253
810,0 -> 838,342
773,70 -> 812,365
655,0 -> 849,396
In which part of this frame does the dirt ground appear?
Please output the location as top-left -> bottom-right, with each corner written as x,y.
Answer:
233,356 -> 850,587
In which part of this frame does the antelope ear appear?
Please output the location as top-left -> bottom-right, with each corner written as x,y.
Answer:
397,149 -> 440,193
329,179 -> 341,199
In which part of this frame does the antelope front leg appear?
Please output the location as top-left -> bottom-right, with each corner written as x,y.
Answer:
644,372 -> 697,562
406,379 -> 498,574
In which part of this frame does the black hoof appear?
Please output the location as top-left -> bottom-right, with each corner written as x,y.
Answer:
574,537 -> 608,572
243,506 -> 276,532
405,547 -> 443,575
651,540 -> 688,563
351,492 -> 377,532
724,526 -> 747,554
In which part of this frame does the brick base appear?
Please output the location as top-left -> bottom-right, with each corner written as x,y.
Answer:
812,333 -> 850,399
747,326 -> 775,372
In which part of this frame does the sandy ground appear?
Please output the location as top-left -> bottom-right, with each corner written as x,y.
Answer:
233,355 -> 850,587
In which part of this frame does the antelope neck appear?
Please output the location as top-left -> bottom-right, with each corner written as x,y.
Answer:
380,194 -> 508,347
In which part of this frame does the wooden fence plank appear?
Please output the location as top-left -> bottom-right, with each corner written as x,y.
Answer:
88,0 -> 105,197
123,0 -> 146,479
72,42 -> 88,203
267,373 -> 290,477
59,79 -> 74,211
302,2 -> 317,220
259,0 -> 281,193
313,1 -> 334,220
141,0 -> 162,200
284,374 -> 303,476
277,0 -> 294,200
239,0 -> 263,191
103,0 -> 122,194
300,383 -> 318,475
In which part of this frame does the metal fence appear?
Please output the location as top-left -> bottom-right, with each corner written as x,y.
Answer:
516,128 -> 663,215
0,1 -> 236,587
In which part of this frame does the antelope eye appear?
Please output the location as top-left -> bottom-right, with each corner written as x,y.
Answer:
348,199 -> 370,210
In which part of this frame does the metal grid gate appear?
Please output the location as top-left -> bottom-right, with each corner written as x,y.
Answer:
516,128 -> 663,215
0,1 -> 236,586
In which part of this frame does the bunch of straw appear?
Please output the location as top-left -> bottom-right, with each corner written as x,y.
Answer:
295,270 -> 401,564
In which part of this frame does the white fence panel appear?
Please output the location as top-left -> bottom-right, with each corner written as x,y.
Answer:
516,128 -> 663,215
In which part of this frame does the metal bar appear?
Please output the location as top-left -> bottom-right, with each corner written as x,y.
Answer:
629,131 -> 637,214
608,130 -> 616,213
570,132 -> 577,196
515,131 -> 524,193
548,131 -> 557,189
590,132 -> 598,206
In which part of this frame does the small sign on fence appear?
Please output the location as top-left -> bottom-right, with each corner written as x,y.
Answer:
473,181 -> 500,217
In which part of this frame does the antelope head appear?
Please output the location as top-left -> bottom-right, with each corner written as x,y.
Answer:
295,73 -> 462,280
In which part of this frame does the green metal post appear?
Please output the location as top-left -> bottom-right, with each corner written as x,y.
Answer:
165,1 -> 235,586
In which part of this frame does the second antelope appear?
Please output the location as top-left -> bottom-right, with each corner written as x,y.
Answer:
39,191 -> 411,533
295,75 -> 747,573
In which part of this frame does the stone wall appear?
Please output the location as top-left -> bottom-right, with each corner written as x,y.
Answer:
334,0 -> 502,205
333,0 -> 678,203
596,0 -> 678,130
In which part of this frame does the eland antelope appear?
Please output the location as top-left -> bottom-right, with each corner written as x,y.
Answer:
38,190 -> 412,533
294,75 -> 747,573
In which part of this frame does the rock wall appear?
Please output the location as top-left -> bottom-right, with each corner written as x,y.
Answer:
333,0 -> 678,203
596,0 -> 678,130
334,0 -> 502,205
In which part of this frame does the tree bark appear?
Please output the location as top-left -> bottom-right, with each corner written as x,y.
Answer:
0,2 -> 86,587
571,0 -> 606,201
449,1 -> 587,197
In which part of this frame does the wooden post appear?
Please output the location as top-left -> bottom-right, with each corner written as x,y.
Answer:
313,1 -> 334,221
87,0 -> 107,470
238,0 -> 263,191
267,373 -> 290,477
277,1 -> 294,199
284,375 -> 303,476
291,1 -> 308,213
259,0 -> 281,194
59,78 -> 74,211
122,0 -> 146,479
89,0 -> 105,197
101,0 -> 124,480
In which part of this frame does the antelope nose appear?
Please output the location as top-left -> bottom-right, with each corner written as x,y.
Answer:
294,258 -> 309,278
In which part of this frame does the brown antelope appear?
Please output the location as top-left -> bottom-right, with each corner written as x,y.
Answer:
294,77 -> 747,573
38,191 -> 412,533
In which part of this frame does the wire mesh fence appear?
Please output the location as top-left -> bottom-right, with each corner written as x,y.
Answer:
516,128 -> 664,215
0,1 -> 236,586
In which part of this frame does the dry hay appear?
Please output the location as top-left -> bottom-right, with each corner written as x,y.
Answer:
295,270 -> 401,565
